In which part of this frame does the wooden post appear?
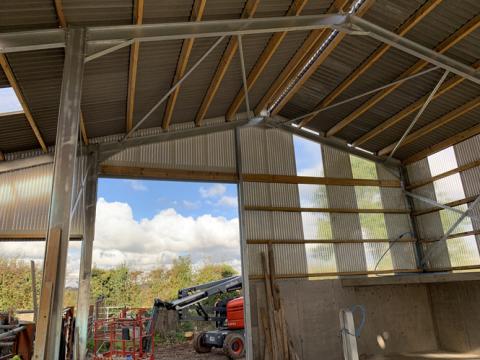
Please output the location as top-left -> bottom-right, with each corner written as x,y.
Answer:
30,260 -> 38,324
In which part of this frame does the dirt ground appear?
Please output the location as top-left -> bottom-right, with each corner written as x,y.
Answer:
155,342 -> 245,360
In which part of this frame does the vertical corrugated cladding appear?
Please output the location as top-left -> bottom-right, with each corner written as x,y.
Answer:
406,159 -> 451,269
0,162 -> 84,237
102,127 -> 236,173
322,146 -> 367,273
454,133 -> 480,256
240,127 -> 307,276
377,163 -> 417,270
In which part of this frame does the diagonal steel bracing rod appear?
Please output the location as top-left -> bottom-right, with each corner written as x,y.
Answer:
281,66 -> 441,126
404,191 -> 468,216
122,35 -> 226,140
237,35 -> 251,119
387,70 -> 449,159
422,195 -> 480,266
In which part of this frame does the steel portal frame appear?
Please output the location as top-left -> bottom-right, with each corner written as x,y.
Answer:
1,10 -> 478,360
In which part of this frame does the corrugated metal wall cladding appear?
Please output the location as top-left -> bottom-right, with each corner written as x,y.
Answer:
0,162 -> 83,235
0,113 -> 39,152
103,129 -> 236,172
0,69 -> 9,88
240,127 -> 296,175
244,182 -> 300,207
63,0 -> 132,26
0,0 -> 57,32
454,134 -> 480,165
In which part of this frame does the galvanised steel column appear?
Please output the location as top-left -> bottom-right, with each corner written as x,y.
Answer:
234,127 -> 253,359
34,28 -> 86,360
74,149 -> 98,360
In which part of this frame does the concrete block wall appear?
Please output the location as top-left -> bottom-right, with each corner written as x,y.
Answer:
249,278 -> 438,359
428,280 -> 480,353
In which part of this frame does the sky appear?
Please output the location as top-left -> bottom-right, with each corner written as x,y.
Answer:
0,87 -> 22,113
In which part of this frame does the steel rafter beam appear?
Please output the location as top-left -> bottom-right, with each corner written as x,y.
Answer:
162,0 -> 206,130
225,0 -> 309,121
297,0 -> 443,128
266,118 -> 401,168
326,14 -> 480,137
33,28 -> 86,360
404,191 -> 465,216
194,0 -> 260,126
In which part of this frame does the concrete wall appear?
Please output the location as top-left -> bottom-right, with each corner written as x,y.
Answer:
429,280 -> 480,353
249,278 -> 438,359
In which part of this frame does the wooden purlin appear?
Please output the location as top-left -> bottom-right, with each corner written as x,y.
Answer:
194,0 -> 261,126
225,0 -> 309,121
253,0 -> 351,116
161,0 -> 207,130
326,14 -> 480,137
269,0 -> 375,116
297,0 -> 443,128
126,0 -> 145,132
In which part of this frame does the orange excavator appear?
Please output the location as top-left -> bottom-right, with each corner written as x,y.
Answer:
152,276 -> 245,359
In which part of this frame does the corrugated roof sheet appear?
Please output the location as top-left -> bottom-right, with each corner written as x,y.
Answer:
0,0 -> 479,163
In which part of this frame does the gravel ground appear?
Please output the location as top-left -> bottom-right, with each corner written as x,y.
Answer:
155,342 -> 243,360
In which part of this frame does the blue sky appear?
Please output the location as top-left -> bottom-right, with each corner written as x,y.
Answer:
98,179 -> 239,220
0,87 -> 22,113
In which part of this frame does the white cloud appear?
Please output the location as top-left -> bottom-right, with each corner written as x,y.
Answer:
199,184 -> 226,198
216,196 -> 238,208
126,180 -> 148,191
182,200 -> 200,210
0,198 -> 241,287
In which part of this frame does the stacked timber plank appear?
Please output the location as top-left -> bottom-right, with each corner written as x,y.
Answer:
260,244 -> 301,360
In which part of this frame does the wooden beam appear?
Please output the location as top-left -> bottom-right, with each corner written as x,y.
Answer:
247,238 -> 416,244
297,0 -> 443,128
404,123 -> 480,165
194,0 -> 260,126
269,0 -> 375,116
225,0 -> 309,121
162,0 -> 207,129
243,173 -> 401,187
249,268 -> 420,280
53,0 -> 67,28
0,151 -> 4,161
80,112 -> 88,145
254,0 -> 350,115
126,0 -> 144,132
379,96 -> 480,156
0,54 -> 48,153
353,62 -> 480,147
244,205 -> 409,214
0,232 -> 82,241
408,159 -> 480,190
326,14 -> 480,137
100,164 -> 238,182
